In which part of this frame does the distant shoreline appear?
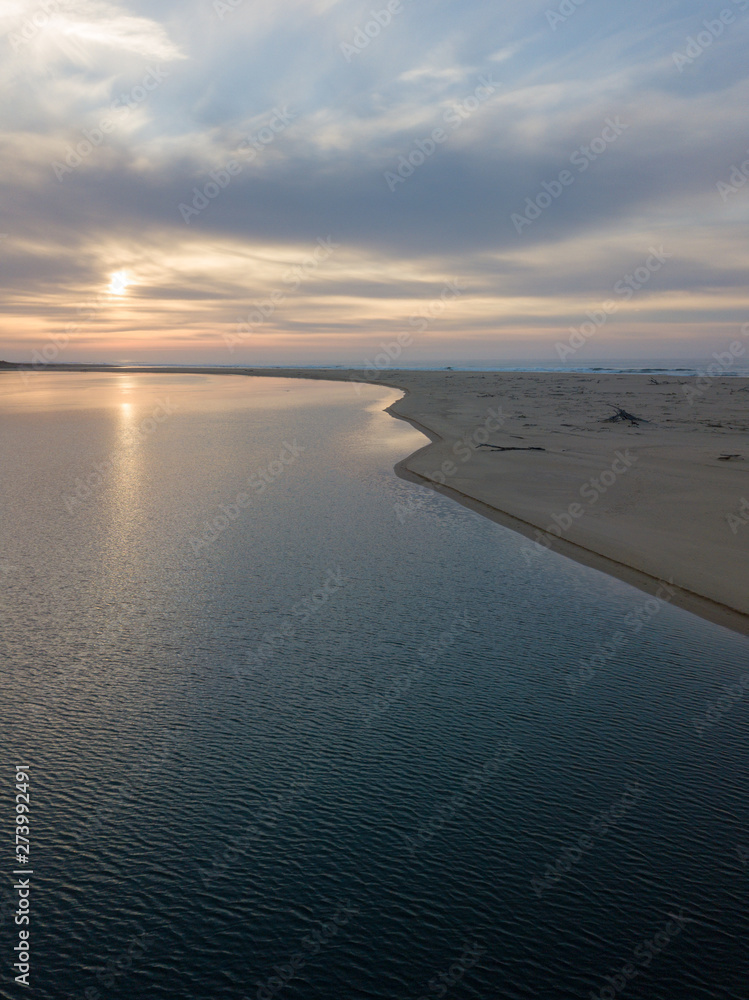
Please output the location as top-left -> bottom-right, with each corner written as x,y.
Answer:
4,363 -> 748,636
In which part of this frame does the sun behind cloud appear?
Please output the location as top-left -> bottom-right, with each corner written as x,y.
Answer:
108,270 -> 131,295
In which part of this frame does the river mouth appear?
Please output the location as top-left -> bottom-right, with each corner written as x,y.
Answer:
1,372 -> 747,1000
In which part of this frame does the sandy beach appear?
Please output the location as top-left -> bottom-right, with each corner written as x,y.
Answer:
382,369 -> 749,634
4,364 -> 748,633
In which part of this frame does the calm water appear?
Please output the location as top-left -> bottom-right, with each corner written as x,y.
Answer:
0,373 -> 747,1000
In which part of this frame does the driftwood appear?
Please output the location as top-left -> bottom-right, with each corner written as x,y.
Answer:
603,406 -> 648,426
477,444 -> 545,452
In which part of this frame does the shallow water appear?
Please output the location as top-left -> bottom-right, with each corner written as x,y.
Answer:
0,372 -> 747,1000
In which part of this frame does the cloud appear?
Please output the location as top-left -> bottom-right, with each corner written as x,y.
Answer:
2,0 -> 185,62
1,0 -> 749,363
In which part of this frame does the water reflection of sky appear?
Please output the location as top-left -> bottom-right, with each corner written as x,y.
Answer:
0,372 -> 398,415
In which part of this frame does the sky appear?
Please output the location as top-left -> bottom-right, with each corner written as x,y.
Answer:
1,0 -> 749,366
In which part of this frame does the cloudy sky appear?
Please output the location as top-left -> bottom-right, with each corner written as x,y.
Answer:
2,0 -> 748,365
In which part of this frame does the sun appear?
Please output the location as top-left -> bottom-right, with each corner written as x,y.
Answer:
108,270 -> 131,295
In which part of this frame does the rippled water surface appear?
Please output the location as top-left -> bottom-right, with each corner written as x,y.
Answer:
1,372 -> 748,1000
